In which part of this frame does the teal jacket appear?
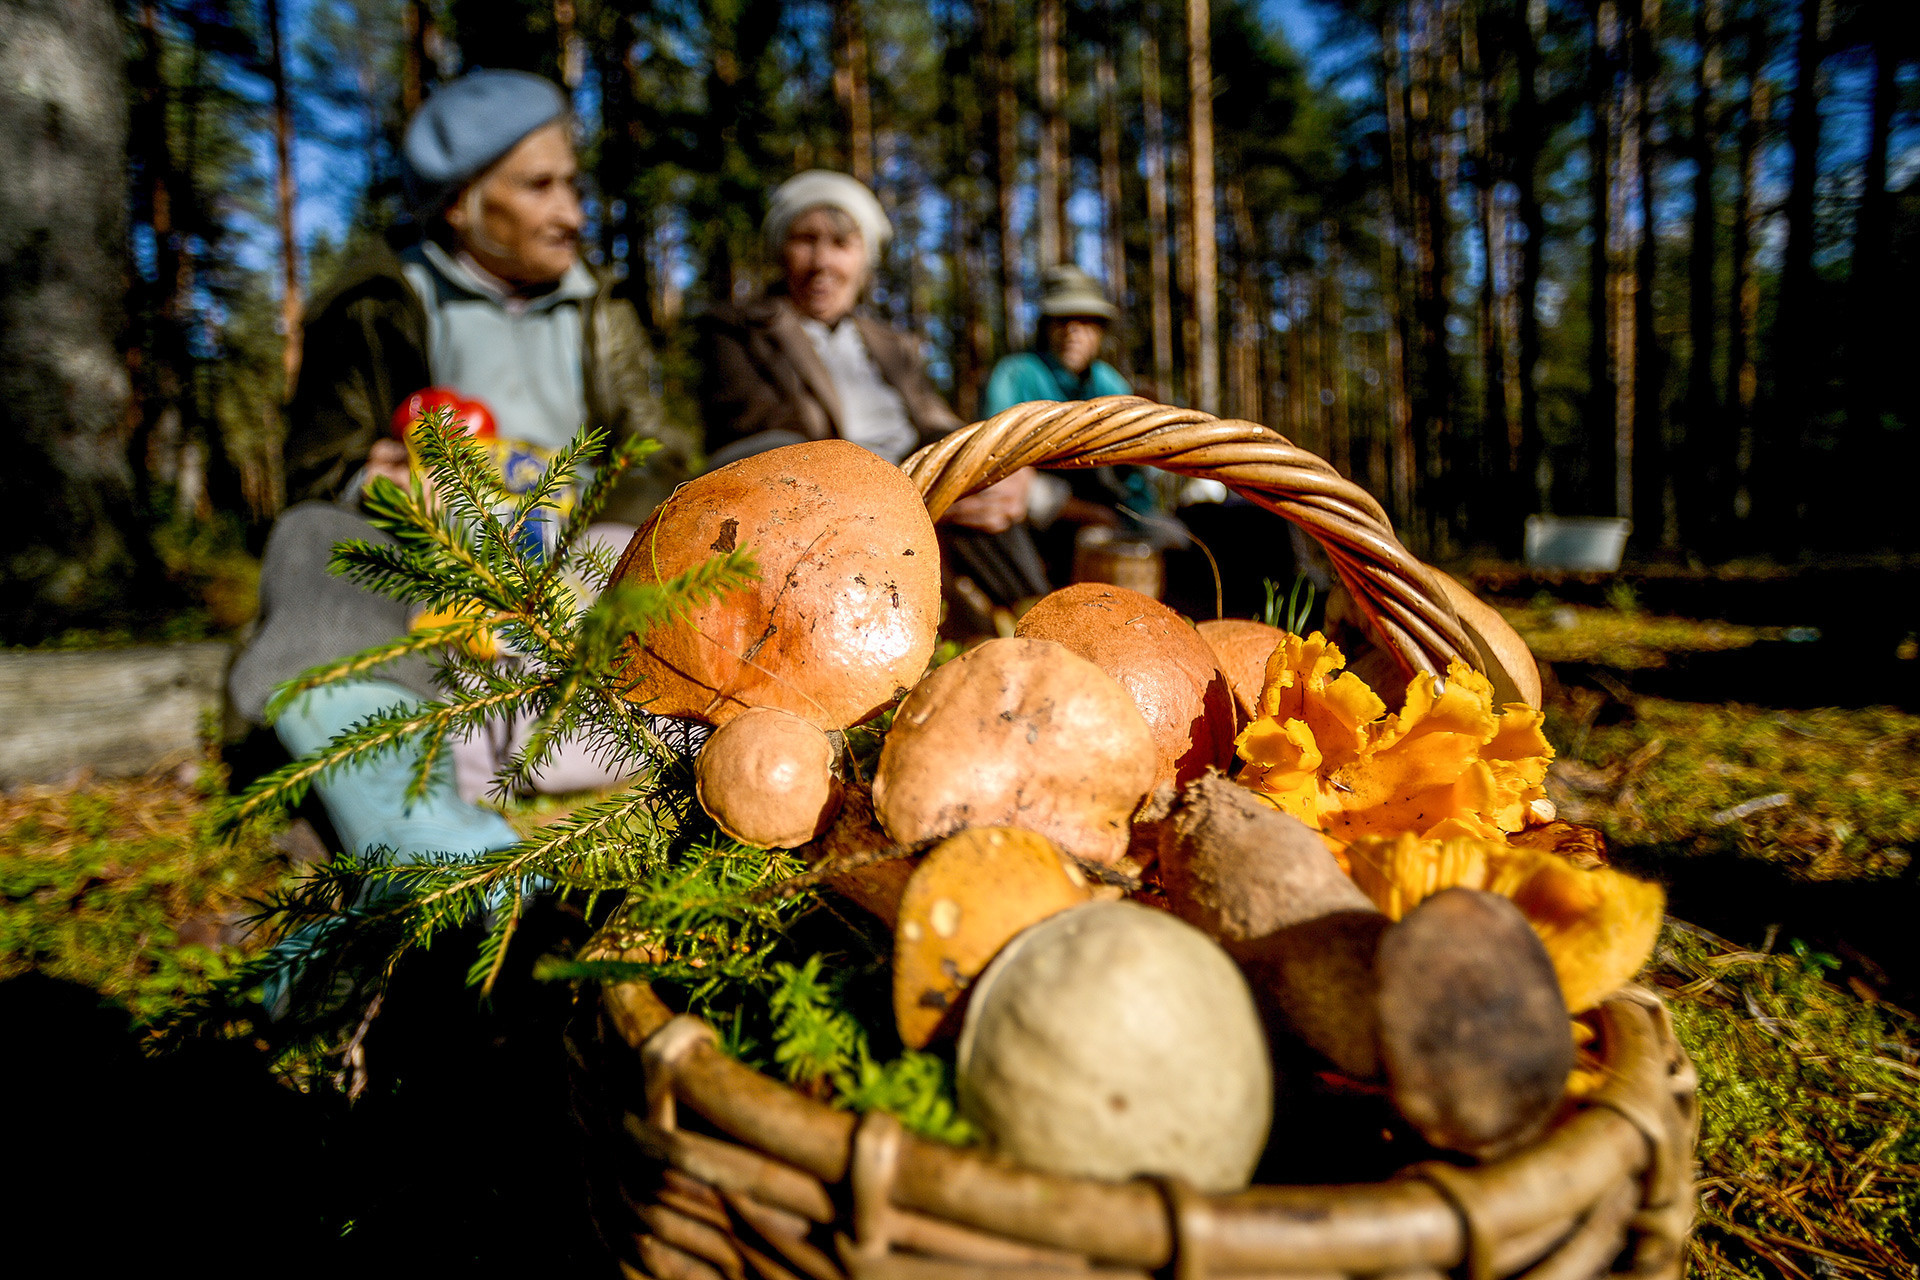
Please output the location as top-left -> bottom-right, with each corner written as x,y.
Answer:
980,353 -> 1131,418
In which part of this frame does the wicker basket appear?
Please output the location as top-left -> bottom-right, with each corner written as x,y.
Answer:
572,397 -> 1699,1280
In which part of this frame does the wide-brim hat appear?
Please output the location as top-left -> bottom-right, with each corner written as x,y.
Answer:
1037,264 -> 1119,321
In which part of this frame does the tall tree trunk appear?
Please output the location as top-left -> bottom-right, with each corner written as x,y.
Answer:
264,0 -> 302,388
553,0 -> 580,86
1463,2 -> 1512,496
1380,13 -> 1417,530
1684,0 -> 1719,545
1608,4 -> 1638,524
1848,10 -> 1896,444
1142,18 -> 1174,398
1587,0 -> 1616,515
1037,0 -> 1066,268
1098,16 -> 1128,366
834,0 -> 874,186
0,0 -> 142,633
1770,0 -> 1824,550
1629,0 -> 1663,544
1513,0 -> 1547,525
1186,0 -> 1219,412
403,0 -> 429,116
1408,3 -> 1454,547
1174,144 -> 1199,405
1724,14 -> 1765,529
986,0 -> 1023,349
1326,225 -> 1349,476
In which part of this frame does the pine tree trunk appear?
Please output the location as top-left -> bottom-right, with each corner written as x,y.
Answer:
986,0 -> 1023,349
0,0 -> 140,631
1326,225 -> 1349,477
1513,0 -> 1546,523
1174,144 -> 1199,406
403,0 -> 429,116
834,0 -> 875,185
1186,0 -> 1219,413
1463,3 -> 1512,492
1098,17 -> 1128,367
1037,0 -> 1066,269
264,0 -> 303,388
1684,0 -> 1719,545
1142,19 -> 1175,398
1629,0 -> 1663,545
1848,14 -> 1895,443
1380,13 -> 1418,531
1770,0 -> 1823,550
1724,16 -> 1765,529
1608,13 -> 1637,524
1588,0 -> 1616,515
1408,2 -> 1454,547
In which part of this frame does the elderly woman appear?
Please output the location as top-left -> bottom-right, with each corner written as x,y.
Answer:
230,71 -> 690,863
698,171 -> 1045,605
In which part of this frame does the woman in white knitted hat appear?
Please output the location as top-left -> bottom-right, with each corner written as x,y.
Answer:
697,171 -> 1042,592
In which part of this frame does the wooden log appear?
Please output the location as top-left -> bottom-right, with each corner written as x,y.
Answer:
0,643 -> 230,784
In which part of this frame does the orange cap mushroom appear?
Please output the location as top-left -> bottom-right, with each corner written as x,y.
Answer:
893,827 -> 1091,1048
1016,584 -> 1236,786
612,440 -> 941,729
1196,618 -> 1287,730
872,637 -> 1156,865
694,706 -> 844,849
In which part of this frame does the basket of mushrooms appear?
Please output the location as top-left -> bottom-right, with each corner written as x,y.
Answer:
567,397 -> 1698,1280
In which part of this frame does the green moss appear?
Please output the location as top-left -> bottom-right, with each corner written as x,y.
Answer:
1656,927 -> 1920,1272
1503,598 -> 1776,669
1553,698 -> 1919,881
0,765 -> 288,1021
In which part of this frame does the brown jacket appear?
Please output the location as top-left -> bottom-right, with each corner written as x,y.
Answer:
697,294 -> 962,459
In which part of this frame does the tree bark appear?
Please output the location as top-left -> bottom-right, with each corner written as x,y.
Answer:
834,0 -> 875,185
1770,0 -> 1824,550
1186,0 -> 1220,413
1848,9 -> 1896,444
1098,15 -> 1128,366
1587,0 -> 1616,516
1629,0 -> 1663,545
0,0 -> 139,634
264,0 -> 303,388
1380,13 -> 1417,531
1684,0 -> 1720,545
403,0 -> 429,116
1037,0 -> 1066,269
1142,18 -> 1175,398
986,0 -> 1024,349
1724,16 -> 1765,528
1513,0 -> 1547,524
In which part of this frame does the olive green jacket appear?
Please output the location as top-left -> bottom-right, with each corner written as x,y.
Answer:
283,239 -> 694,525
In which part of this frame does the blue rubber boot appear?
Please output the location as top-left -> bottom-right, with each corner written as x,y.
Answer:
274,679 -> 522,863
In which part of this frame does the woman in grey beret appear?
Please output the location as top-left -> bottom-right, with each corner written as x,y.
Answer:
232,71 -> 690,869
697,170 -> 1047,610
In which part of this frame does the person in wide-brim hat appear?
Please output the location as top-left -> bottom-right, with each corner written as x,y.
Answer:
977,265 -> 1143,567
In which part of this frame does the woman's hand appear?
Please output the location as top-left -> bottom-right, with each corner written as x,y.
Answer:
942,467 -> 1034,534
363,439 -> 433,504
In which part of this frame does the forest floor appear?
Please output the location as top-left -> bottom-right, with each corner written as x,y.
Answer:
3,578 -> 1917,1275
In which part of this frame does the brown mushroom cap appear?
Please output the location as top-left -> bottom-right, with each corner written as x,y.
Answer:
1195,618 -> 1287,730
893,828 -> 1091,1049
1016,584 -> 1236,786
612,440 -> 941,729
1426,567 -> 1542,709
694,706 -> 844,848
872,637 -> 1156,865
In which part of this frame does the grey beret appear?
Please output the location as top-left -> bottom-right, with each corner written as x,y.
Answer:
402,70 -> 569,213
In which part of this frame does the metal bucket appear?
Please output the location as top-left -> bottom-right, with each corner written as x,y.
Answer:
1524,515 -> 1631,572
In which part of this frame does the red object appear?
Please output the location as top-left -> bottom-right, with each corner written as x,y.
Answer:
392,387 -> 496,440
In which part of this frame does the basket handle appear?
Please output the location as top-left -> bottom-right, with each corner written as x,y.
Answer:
902,395 -> 1476,682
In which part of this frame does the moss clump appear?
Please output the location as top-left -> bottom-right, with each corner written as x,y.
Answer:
1501,597 -> 1776,670
0,765 -> 288,1021
1655,925 -> 1920,1274
1554,697 -> 1919,882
